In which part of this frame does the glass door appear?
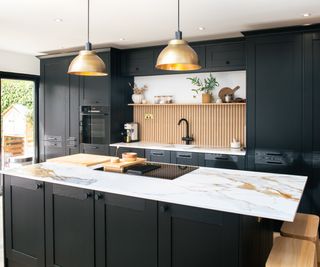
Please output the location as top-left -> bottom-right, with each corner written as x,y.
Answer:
0,78 -> 37,170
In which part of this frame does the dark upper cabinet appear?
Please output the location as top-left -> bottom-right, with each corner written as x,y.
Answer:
39,56 -> 80,161
146,149 -> 171,163
80,52 -> 111,105
170,151 -> 199,166
95,192 -> 158,267
4,176 -> 45,267
198,153 -> 245,170
158,203 -> 240,267
205,41 -> 245,71
45,184 -> 95,267
245,33 -> 303,171
121,48 -> 154,76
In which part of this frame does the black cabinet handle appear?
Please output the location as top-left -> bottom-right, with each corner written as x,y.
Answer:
135,67 -> 139,71
177,154 -> 192,159
159,205 -> 169,213
226,60 -> 230,65
36,183 -> 43,190
91,146 -> 98,149
215,157 -> 229,161
152,152 -> 164,156
95,193 -> 104,200
266,161 -> 284,165
85,192 -> 93,199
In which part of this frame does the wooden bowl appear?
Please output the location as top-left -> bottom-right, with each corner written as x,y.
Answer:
122,152 -> 137,162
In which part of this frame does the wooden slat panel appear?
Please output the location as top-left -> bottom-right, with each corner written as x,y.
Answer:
132,103 -> 246,147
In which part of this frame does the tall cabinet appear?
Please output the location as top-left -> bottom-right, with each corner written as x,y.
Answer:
39,48 -> 132,160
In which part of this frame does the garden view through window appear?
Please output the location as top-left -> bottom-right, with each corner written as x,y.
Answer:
1,78 -> 35,170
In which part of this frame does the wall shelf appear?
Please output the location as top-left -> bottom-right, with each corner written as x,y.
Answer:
128,103 -> 246,106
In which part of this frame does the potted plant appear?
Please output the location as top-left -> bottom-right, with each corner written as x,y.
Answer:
187,73 -> 219,103
129,83 -> 148,104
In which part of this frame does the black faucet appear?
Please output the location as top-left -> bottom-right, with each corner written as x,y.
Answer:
178,118 -> 194,145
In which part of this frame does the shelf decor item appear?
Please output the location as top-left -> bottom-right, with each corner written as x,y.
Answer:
188,73 -> 219,104
68,0 -> 107,76
129,83 -> 147,104
155,0 -> 201,71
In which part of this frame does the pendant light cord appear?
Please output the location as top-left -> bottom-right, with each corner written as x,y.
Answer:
87,0 -> 90,43
175,0 -> 182,39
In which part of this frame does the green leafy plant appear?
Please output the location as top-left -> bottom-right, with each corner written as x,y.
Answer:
187,73 -> 219,97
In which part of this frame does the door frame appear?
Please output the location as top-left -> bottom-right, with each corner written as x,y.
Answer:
0,71 -> 40,164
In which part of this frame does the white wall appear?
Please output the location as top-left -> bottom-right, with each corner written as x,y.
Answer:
0,49 -> 40,75
134,71 -> 246,104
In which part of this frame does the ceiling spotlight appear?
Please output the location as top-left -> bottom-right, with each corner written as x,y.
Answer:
303,13 -> 311,17
198,26 -> 205,31
119,38 -> 125,41
54,18 -> 63,23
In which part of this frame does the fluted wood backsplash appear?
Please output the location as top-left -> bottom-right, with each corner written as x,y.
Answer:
132,103 -> 246,147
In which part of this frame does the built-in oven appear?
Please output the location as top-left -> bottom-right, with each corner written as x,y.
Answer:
80,106 -> 110,145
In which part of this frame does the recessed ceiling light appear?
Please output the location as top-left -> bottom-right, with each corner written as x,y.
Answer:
54,18 -> 63,23
119,38 -> 125,41
303,23 -> 311,26
198,26 -> 205,31
303,13 -> 311,17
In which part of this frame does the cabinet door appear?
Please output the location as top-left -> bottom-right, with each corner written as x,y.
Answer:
109,146 -> 145,157
170,151 -> 198,166
4,176 -> 45,267
205,41 -> 245,71
45,184 -> 95,267
146,149 -> 171,163
198,153 -> 245,170
121,49 -> 154,76
158,203 -> 239,267
40,57 -> 70,160
81,143 -> 109,155
80,52 -> 110,105
95,192 -> 157,267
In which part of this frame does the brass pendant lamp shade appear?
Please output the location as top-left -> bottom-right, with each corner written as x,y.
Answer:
68,0 -> 107,76
156,0 -> 201,71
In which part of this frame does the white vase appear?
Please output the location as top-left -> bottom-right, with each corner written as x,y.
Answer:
132,94 -> 144,104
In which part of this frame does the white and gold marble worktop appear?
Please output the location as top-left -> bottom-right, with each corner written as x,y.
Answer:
1,162 -> 306,222
110,141 -> 246,156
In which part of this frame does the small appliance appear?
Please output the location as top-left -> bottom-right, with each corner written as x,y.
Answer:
124,123 -> 139,142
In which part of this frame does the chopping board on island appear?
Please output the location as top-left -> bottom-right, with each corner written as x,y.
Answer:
46,153 -> 113,167
103,158 -> 146,173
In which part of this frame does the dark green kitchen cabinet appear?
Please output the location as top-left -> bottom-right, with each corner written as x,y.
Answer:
121,48 -> 154,76
205,40 -> 245,71
4,176 -> 45,267
146,149 -> 171,163
245,32 -> 304,173
170,151 -> 199,166
95,192 -> 158,267
199,153 -> 245,170
39,56 -> 80,161
45,183 -> 95,267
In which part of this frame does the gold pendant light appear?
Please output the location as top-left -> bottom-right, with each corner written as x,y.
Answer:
68,0 -> 107,76
156,0 -> 201,71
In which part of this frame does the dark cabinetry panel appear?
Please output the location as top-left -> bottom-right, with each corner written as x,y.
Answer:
81,143 -> 109,155
95,192 -> 158,267
170,151 -> 199,166
199,153 -> 245,170
80,52 -> 110,105
205,41 -> 245,71
45,184 -> 95,267
121,48 -> 154,76
158,203 -> 240,267
146,149 -> 171,163
109,146 -> 145,158
4,176 -> 45,267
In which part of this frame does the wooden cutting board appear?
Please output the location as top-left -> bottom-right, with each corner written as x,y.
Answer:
218,85 -> 240,101
103,158 -> 147,173
47,153 -> 114,167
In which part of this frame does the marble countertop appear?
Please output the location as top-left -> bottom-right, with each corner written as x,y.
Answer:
110,142 -> 246,156
1,162 -> 307,222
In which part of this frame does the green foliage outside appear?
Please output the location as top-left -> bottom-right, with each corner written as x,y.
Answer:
1,79 -> 34,113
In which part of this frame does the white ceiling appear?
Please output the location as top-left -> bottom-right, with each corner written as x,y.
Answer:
0,0 -> 319,55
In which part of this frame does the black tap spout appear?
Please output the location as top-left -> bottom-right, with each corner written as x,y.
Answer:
178,118 -> 194,145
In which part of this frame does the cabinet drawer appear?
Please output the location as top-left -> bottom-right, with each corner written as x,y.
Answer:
170,151 -> 199,166
199,153 -> 245,170
146,149 -> 171,163
109,146 -> 145,158
81,144 -> 108,155
205,42 -> 245,71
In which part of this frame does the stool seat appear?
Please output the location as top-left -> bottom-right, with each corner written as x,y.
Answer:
281,213 -> 319,242
266,237 -> 316,267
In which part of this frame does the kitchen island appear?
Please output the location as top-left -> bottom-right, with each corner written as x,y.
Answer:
1,162 -> 307,267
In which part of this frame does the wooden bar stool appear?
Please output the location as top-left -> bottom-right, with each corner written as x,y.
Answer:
280,213 -> 319,263
266,236 -> 316,267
